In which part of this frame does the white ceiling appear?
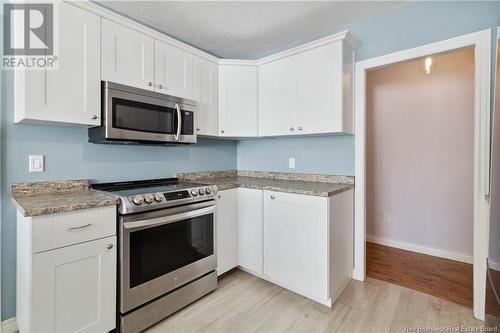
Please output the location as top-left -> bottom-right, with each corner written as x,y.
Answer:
99,1 -> 407,59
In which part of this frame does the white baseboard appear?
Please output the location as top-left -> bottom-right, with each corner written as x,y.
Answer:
489,259 -> 500,272
2,317 -> 18,333
366,234 -> 473,264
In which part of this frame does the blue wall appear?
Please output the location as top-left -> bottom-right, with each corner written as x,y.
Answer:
237,1 -> 500,175
0,70 -> 237,319
2,0 -> 500,321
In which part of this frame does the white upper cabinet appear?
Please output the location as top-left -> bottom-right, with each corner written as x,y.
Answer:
155,40 -> 193,98
258,34 -> 355,137
296,42 -> 343,135
258,56 -> 297,136
14,2 -> 100,126
101,19 -> 155,91
193,56 -> 218,136
218,64 -> 259,137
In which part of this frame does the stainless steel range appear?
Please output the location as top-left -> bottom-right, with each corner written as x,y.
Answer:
91,178 -> 218,333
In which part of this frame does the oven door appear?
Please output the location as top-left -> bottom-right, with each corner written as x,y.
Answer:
120,200 -> 216,313
104,83 -> 196,144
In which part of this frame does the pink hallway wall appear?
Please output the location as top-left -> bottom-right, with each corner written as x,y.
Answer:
366,47 -> 475,257
489,43 -> 500,264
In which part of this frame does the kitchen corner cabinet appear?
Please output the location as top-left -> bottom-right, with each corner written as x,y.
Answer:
101,18 -> 155,91
238,188 -> 263,274
216,189 -> 239,275
155,40 -> 193,98
259,36 -> 355,136
263,189 -> 354,306
14,2 -> 100,126
218,64 -> 259,137
17,206 -> 117,333
193,56 -> 219,136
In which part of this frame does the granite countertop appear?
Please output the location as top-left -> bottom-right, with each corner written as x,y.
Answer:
11,180 -> 120,217
177,171 -> 354,197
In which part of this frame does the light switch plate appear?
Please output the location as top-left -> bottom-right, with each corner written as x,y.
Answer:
288,157 -> 295,169
29,155 -> 44,172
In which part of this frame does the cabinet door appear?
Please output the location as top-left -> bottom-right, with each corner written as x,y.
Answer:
101,19 -> 154,91
216,189 -> 238,275
193,56 -> 218,136
218,65 -> 258,137
238,188 -> 263,274
14,2 -> 100,126
31,237 -> 116,333
263,191 -> 329,301
258,56 -> 297,136
155,40 -> 193,98
296,42 -> 343,134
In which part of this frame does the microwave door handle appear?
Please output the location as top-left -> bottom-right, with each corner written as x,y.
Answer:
174,104 -> 181,141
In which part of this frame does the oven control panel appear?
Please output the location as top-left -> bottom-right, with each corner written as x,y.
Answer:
128,186 -> 216,207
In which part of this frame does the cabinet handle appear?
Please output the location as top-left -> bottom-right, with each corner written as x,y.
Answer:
298,127 -> 303,131
196,128 -> 200,131
218,195 -> 221,199
148,81 -> 153,87
270,195 -> 275,199
221,130 -> 225,134
66,223 -> 92,232
107,244 -> 114,250
91,115 -> 98,120
290,127 -> 294,132
159,84 -> 163,89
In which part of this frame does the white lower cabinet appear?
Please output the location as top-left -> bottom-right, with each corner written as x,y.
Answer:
238,188 -> 263,274
263,190 -> 329,303
16,206 -> 117,333
216,186 -> 354,307
216,189 -> 239,275
31,237 -> 116,333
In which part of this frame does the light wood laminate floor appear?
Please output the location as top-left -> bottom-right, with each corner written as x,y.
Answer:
145,269 -> 500,333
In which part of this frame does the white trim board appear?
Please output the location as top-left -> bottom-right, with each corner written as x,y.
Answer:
1,318 -> 17,333
366,235 -> 473,264
354,29 -> 492,321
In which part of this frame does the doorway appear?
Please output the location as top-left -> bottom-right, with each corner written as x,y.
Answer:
365,47 -> 475,308
354,29 -> 492,320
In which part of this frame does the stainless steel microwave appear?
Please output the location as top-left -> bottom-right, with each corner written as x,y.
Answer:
89,81 -> 197,145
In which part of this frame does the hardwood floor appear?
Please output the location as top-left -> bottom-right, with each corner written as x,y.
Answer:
366,242 -> 474,308
487,268 -> 500,318
145,269 -> 499,333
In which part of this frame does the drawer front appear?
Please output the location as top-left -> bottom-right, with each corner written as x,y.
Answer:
32,206 -> 116,253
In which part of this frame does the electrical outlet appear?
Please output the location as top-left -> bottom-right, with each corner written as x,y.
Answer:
383,212 -> 392,223
29,155 -> 44,172
288,157 -> 295,169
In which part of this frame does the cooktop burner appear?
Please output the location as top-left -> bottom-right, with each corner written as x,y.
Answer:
91,178 -> 217,215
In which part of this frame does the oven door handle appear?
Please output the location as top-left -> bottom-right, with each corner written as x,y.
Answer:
123,205 -> 214,231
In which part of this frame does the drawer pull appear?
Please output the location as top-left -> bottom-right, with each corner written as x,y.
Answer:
270,195 -> 275,199
107,243 -> 114,250
66,223 -> 92,232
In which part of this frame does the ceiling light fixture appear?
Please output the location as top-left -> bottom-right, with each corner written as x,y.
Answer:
424,57 -> 433,74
